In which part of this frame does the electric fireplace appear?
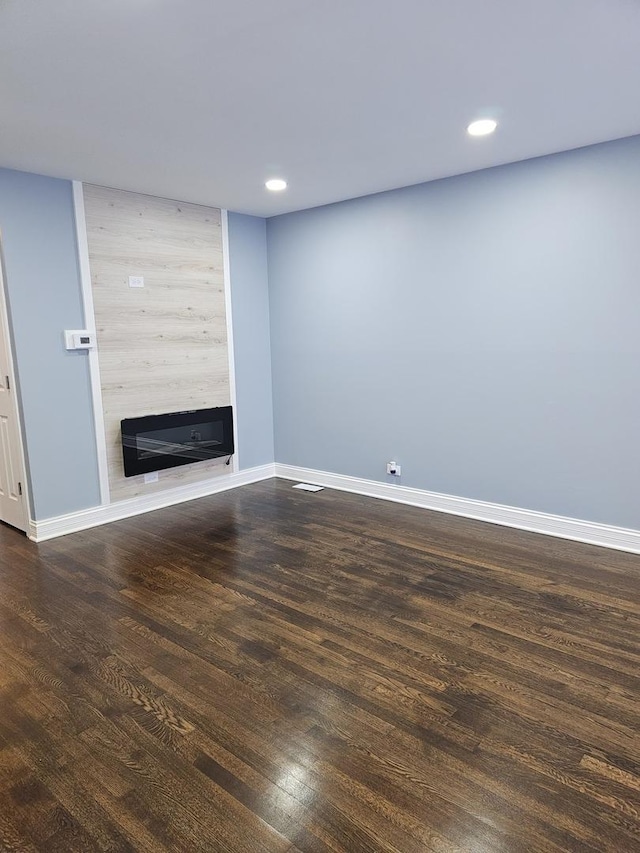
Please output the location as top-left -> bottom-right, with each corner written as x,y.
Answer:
121,406 -> 234,477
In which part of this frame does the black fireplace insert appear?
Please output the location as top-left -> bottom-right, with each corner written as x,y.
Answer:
121,406 -> 234,477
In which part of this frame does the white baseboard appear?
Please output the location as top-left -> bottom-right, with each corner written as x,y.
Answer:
29,461 -> 640,556
29,463 -> 276,542
275,464 -> 640,556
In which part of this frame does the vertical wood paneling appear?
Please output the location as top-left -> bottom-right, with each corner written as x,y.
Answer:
84,185 -> 230,502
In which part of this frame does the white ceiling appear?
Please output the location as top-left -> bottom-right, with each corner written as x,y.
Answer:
1,0 -> 639,217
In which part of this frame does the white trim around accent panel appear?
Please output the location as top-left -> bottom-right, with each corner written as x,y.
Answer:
275,464 -> 640,555
29,463 -> 276,542
221,209 -> 240,474
72,181 -> 110,506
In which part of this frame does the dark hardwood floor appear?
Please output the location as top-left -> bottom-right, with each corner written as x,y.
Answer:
0,479 -> 639,852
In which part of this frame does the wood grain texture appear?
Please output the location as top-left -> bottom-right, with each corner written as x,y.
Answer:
83,184 -> 230,502
0,479 -> 639,851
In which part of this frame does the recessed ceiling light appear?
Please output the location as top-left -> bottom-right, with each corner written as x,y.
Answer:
467,119 -> 498,137
265,178 -> 287,191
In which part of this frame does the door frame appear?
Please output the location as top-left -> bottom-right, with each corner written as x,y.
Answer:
0,233 -> 32,534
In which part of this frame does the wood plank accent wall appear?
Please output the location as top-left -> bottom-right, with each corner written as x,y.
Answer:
83,185 -> 230,502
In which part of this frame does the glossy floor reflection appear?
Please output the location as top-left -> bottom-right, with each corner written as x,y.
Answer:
0,479 -> 638,851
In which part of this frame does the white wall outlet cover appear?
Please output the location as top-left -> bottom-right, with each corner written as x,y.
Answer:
128,276 -> 145,288
144,471 -> 159,484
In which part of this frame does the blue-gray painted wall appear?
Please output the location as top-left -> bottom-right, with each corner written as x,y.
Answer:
227,212 -> 274,469
266,136 -> 640,529
0,168 -> 101,519
4,135 -> 640,529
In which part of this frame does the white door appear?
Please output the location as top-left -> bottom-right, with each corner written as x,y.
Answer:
0,245 -> 28,532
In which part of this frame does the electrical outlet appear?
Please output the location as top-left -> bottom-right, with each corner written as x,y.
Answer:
387,461 -> 401,476
144,471 -> 159,484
